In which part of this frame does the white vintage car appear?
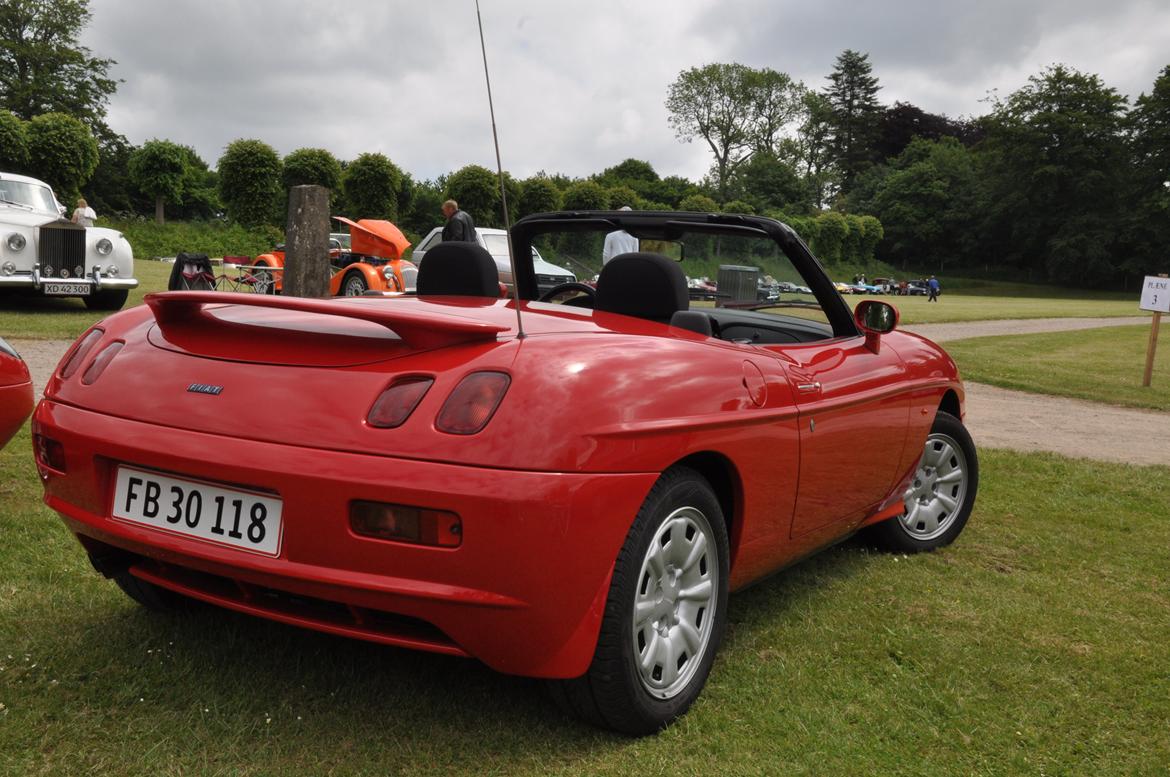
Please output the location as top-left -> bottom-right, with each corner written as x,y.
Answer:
0,172 -> 137,310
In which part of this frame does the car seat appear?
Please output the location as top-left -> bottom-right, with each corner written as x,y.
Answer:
594,252 -> 690,324
416,242 -> 500,297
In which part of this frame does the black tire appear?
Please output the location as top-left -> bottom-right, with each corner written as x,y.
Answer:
865,410 -> 978,553
114,572 -> 197,612
342,271 -> 368,297
83,289 -> 129,311
549,466 -> 729,735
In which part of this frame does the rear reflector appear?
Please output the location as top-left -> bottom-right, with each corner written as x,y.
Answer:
59,328 -> 104,379
350,501 -> 462,547
435,371 -> 510,435
82,341 -> 124,385
367,376 -> 434,428
33,434 -> 66,473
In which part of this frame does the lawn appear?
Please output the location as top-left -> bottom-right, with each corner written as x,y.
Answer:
862,292 -> 1145,324
2,419 -> 1167,775
946,324 -> 1170,411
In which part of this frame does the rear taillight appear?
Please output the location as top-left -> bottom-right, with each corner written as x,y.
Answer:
349,501 -> 462,547
81,341 -> 124,385
435,371 -> 510,435
367,376 -> 434,428
33,434 -> 66,473
59,328 -> 104,379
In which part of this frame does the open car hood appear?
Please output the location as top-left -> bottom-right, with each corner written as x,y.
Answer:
333,217 -> 411,260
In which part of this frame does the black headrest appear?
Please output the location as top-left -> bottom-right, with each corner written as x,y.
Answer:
416,241 -> 499,297
595,252 -> 689,322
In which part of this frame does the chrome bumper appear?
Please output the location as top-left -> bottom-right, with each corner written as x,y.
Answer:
0,270 -> 139,290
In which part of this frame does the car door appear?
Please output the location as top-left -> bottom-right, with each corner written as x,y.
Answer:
767,335 -> 910,539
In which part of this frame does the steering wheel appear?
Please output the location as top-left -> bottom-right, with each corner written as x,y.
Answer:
538,282 -> 597,306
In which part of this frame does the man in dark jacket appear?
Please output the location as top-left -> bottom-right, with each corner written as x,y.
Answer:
441,200 -> 477,242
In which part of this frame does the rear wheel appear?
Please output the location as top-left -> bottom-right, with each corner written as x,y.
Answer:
342,271 -> 368,297
83,289 -> 129,311
550,466 -> 729,735
866,410 -> 978,552
114,572 -> 197,612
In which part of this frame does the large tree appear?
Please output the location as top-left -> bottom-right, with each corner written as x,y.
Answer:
0,109 -> 29,170
25,111 -> 98,204
825,49 -> 882,195
979,64 -> 1128,285
217,139 -> 281,228
666,63 -> 804,198
1122,64 -> 1170,281
341,153 -> 402,221
0,0 -> 118,125
129,139 -> 189,224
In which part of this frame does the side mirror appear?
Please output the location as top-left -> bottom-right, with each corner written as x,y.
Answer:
854,300 -> 899,353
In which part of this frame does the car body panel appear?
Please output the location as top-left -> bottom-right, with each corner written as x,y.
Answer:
0,337 -> 34,449
36,211 -> 967,681
0,172 -> 137,302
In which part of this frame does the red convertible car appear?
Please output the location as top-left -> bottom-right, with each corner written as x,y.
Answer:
33,211 -> 977,735
1,336 -> 34,449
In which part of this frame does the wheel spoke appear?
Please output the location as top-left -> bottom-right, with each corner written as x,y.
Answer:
936,469 -> 963,484
659,635 -> 681,687
640,630 -> 663,673
679,531 -> 708,576
677,619 -> 701,655
634,599 -> 659,627
918,504 -> 942,534
678,579 -> 713,604
934,491 -> 958,513
931,442 -> 955,468
646,542 -> 666,581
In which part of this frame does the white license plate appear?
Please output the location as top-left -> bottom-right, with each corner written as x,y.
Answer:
112,466 -> 283,556
42,281 -> 92,296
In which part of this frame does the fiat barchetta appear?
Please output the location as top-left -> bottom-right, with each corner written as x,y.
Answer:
34,211 -> 977,735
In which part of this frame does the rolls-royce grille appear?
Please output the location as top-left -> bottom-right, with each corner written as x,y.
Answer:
38,223 -> 86,279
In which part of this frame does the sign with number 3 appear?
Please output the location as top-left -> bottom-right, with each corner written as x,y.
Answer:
1141,275 -> 1170,313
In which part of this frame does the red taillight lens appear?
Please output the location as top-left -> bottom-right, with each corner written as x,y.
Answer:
59,328 -> 104,379
349,501 -> 462,547
435,371 -> 510,435
81,341 -> 124,385
33,434 -> 66,472
367,376 -> 434,428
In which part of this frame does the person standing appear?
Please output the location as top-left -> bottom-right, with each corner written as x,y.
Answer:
928,275 -> 941,302
440,200 -> 477,242
71,198 -> 96,227
602,205 -> 638,265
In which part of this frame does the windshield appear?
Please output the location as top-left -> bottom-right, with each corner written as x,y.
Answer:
0,180 -> 58,214
482,233 -> 542,261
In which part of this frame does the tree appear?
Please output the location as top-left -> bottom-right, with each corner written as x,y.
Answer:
1122,64 -> 1170,282
341,153 -> 402,220
282,148 -> 342,192
400,178 -> 444,238
129,140 -> 189,224
25,111 -> 98,203
979,64 -> 1128,285
666,63 -> 804,198
780,91 -> 836,209
445,164 -> 519,226
728,151 -> 807,213
518,176 -> 561,217
217,139 -> 282,228
0,109 -> 28,170
678,193 -> 718,213
0,0 -> 118,125
874,102 -> 978,161
825,49 -> 882,194
561,180 -> 609,211
595,158 -> 659,185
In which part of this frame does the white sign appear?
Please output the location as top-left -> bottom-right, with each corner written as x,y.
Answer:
1140,276 -> 1170,313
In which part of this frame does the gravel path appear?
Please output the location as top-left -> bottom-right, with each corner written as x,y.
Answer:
10,314 -> 1168,467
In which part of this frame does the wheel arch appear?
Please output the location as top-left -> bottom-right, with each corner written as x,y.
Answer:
939,389 -> 961,420
669,451 -> 742,572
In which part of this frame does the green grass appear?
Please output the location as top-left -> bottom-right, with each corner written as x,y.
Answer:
865,292 -> 1145,324
946,324 -> 1170,411
2,421 -> 1167,775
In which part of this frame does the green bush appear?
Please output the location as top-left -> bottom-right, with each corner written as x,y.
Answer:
110,219 -> 282,260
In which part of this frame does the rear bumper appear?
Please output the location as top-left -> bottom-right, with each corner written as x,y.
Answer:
34,400 -> 657,678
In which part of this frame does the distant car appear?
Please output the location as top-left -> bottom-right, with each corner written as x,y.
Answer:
0,336 -> 33,449
834,282 -> 856,295
252,217 -> 417,296
904,280 -> 930,296
413,227 -> 574,295
0,172 -> 137,310
854,283 -> 885,295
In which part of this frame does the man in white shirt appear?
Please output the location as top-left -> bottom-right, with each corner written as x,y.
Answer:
602,205 -> 638,264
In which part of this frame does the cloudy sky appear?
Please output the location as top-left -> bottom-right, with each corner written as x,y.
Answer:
82,0 -> 1170,183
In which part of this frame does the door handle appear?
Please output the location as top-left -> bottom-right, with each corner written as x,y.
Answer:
796,381 -> 822,393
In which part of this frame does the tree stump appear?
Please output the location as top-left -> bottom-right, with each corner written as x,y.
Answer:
282,185 -> 330,298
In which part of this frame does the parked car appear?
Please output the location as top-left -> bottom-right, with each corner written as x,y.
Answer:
903,279 -> 930,296
0,336 -> 33,449
35,210 -> 977,736
413,226 -> 574,295
252,217 -> 416,296
0,172 -> 137,310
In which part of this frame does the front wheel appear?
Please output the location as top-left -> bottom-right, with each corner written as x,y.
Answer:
865,410 -> 978,552
83,289 -> 129,311
549,467 -> 729,735
342,271 -> 368,297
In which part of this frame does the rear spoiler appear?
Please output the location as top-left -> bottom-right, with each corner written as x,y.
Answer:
145,292 -> 509,350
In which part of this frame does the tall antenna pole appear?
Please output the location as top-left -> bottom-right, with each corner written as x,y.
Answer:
475,0 -> 525,339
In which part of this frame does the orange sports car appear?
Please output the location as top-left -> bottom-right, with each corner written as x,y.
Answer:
251,217 -> 416,296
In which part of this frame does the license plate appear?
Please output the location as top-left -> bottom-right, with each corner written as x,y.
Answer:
112,466 -> 283,556
42,281 -> 92,296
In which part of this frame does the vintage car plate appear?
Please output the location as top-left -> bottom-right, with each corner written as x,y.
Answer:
112,466 -> 283,556
42,281 -> 92,296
